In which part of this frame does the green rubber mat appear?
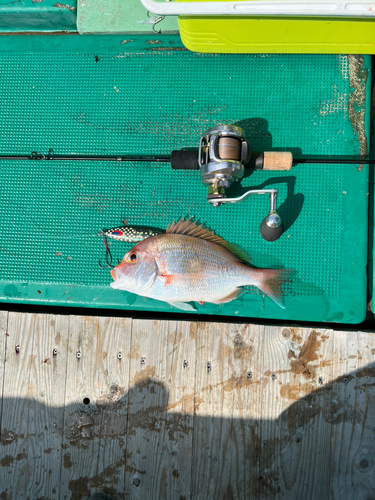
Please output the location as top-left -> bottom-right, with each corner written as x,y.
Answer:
0,35 -> 371,323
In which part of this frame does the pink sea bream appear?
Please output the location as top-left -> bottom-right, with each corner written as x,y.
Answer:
110,217 -> 294,311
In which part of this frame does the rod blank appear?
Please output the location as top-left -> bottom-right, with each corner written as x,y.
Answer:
0,152 -> 374,166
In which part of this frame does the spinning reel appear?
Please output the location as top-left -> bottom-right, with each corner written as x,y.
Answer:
197,124 -> 292,241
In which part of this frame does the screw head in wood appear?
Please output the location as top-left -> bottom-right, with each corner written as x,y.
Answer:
282,328 -> 291,338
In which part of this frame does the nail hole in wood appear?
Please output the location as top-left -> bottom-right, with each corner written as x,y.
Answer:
359,458 -> 369,469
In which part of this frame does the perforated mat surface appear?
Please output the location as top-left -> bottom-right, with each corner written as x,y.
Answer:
0,36 -> 371,322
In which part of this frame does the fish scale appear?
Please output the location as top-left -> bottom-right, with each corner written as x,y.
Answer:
158,235 -> 238,275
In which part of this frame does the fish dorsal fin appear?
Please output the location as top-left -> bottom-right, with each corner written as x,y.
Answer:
166,217 -> 251,263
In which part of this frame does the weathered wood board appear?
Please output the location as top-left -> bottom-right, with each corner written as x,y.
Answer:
0,312 -> 375,500
125,320 -> 196,499
0,313 -> 71,499
60,316 -> 132,499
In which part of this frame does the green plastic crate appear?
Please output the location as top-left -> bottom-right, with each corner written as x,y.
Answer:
0,0 -> 77,32
0,35 -> 371,323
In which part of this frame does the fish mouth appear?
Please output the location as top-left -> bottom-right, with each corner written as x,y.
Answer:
110,267 -> 124,288
110,266 -> 131,290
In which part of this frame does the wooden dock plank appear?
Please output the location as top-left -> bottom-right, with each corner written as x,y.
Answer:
59,316 -> 132,500
296,327 -> 334,500
330,329 -> 361,500
0,313 -> 34,499
258,327 -> 334,500
258,324 -> 300,500
330,330 -> 375,500
0,310 -> 8,414
124,319 -> 196,500
91,317 -> 132,500
226,323 -> 264,500
192,322 -> 264,500
0,312 -> 70,500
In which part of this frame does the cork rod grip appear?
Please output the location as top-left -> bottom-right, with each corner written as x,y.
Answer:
263,152 -> 293,171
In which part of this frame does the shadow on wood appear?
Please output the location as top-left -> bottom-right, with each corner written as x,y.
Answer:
1,362 -> 375,500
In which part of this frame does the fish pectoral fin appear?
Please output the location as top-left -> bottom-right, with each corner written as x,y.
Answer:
167,301 -> 197,312
161,274 -> 174,286
211,288 -> 245,304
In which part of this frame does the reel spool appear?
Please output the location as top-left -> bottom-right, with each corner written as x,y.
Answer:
198,125 -> 250,205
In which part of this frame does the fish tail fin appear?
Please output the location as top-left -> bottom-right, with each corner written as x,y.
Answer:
255,268 -> 296,309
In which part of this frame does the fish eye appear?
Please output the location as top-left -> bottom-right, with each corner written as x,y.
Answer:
129,252 -> 137,262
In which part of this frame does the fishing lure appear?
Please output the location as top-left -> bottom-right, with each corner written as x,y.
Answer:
98,225 -> 164,268
100,226 -> 164,243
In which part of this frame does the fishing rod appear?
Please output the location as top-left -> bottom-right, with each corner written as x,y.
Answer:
1,150 -> 373,165
1,125 -> 372,242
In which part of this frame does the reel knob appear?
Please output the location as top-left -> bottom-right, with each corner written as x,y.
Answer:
260,212 -> 284,242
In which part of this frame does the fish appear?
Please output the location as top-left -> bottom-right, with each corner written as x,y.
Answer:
110,217 -> 294,311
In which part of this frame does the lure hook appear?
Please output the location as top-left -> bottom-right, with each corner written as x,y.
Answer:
98,233 -> 115,269
147,10 -> 164,34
